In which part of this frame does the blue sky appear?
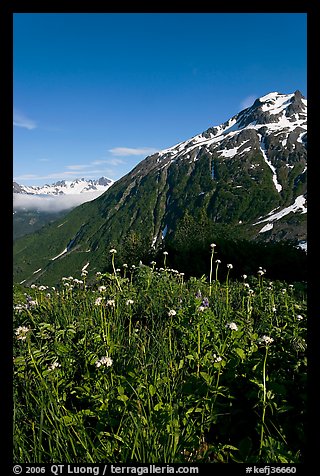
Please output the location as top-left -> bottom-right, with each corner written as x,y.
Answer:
13,13 -> 307,185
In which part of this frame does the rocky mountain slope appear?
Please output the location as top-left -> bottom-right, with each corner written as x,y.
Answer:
13,91 -> 307,285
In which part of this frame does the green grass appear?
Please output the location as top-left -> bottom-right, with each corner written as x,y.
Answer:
13,248 -> 307,463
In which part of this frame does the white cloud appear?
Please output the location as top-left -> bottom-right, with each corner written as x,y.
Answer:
92,158 -> 125,166
240,95 -> 257,110
13,109 -> 37,130
13,191 -> 106,213
109,147 -> 158,156
65,164 -> 91,170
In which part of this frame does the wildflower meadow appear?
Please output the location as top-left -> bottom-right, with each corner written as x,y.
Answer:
13,246 -> 307,463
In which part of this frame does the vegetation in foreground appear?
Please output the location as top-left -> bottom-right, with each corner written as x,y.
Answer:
13,246 -> 307,463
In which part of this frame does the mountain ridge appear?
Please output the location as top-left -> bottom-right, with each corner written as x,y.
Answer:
13,91 -> 307,285
13,176 -> 114,196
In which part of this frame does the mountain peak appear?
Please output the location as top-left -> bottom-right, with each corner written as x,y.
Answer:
13,176 -> 114,196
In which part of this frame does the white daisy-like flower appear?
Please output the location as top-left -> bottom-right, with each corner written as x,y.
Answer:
48,361 -> 61,371
95,356 -> 113,368
38,285 -> 47,291
168,309 -> 176,317
126,299 -> 134,305
242,274 -> 247,280
123,263 -> 128,268
14,303 -> 27,313
15,326 -> 31,341
106,299 -> 115,307
98,286 -> 107,293
227,263 -> 233,269
215,259 -> 221,264
258,335 -> 274,345
95,297 -> 103,306
297,315 -> 304,321
210,243 -> 216,248
225,322 -> 238,331
198,306 -> 206,312
163,251 -> 169,255
257,270 -> 265,276
150,261 -> 156,266
96,271 -> 102,276
110,249 -> 117,254
213,354 -> 222,363
30,284 -> 37,289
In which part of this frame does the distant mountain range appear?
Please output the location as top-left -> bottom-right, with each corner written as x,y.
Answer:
13,91 -> 307,285
13,177 -> 114,240
13,176 -> 114,196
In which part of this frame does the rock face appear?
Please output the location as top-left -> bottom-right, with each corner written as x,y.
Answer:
13,91 -> 307,284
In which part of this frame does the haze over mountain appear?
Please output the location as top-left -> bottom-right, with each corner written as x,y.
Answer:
13,177 -> 113,239
13,91 -> 307,285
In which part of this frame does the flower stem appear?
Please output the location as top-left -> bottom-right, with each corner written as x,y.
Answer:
259,345 -> 269,458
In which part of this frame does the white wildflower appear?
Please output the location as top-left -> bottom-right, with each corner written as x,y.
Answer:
48,361 -> 61,371
226,322 -> 238,331
297,315 -> 304,321
242,274 -> 247,280
95,356 -> 113,368
213,354 -> 222,363
210,243 -> 216,248
96,271 -> 102,276
126,299 -> 134,305
168,309 -> 177,317
30,284 -> 37,289
123,264 -> 128,268
258,335 -> 274,345
38,285 -> 47,291
95,297 -> 103,306
109,249 -> 117,254
106,299 -> 115,307
15,326 -> 31,341
14,303 -> 27,313
98,286 -> 107,293
215,259 -> 221,264
198,306 -> 206,312
227,263 -> 233,269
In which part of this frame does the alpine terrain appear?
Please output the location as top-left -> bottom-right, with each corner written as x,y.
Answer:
13,91 -> 307,285
13,177 -> 113,240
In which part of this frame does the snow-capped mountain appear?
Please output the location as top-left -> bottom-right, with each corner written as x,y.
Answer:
13,176 -> 114,196
14,91 -> 307,285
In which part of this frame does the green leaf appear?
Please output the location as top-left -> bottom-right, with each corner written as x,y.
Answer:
117,385 -> 125,396
235,347 -> 246,361
200,371 -> 212,385
117,394 -> 129,403
149,384 -> 156,396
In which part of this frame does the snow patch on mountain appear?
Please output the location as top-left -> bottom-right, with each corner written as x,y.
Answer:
258,135 -> 282,192
254,195 -> 307,225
